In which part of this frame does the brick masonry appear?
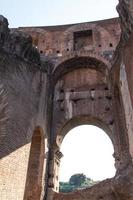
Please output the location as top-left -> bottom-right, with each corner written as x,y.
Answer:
0,2 -> 133,199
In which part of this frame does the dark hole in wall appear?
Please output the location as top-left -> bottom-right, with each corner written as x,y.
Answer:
105,106 -> 110,111
60,89 -> 64,93
109,119 -> 114,125
104,87 -> 109,91
70,89 -> 74,92
74,29 -> 93,51
106,95 -> 112,100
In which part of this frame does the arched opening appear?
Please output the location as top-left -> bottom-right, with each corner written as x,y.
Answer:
50,55 -> 118,193
24,127 -> 45,200
52,55 -> 109,85
59,125 -> 116,193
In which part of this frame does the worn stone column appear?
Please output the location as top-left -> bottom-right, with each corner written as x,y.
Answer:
46,146 -> 63,200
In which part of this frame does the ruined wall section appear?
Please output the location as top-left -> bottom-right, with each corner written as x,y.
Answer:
53,68 -> 114,142
0,16 -> 48,200
53,163 -> 133,200
117,0 -> 133,43
112,0 -> 133,161
47,58 -> 126,194
112,40 -> 133,162
53,178 -> 116,200
19,18 -> 120,63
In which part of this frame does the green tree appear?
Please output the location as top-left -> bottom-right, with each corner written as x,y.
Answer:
59,182 -> 74,193
69,173 -> 86,186
59,173 -> 99,193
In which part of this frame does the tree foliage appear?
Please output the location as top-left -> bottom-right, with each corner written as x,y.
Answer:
59,173 -> 99,193
69,173 -> 86,186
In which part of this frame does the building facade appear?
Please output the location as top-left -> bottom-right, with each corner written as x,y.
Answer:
0,0 -> 133,199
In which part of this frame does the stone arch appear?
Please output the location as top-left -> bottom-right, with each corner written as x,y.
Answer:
56,115 -> 114,148
59,120 -> 116,178
52,56 -> 114,149
54,51 -> 111,71
24,126 -> 45,200
52,57 -> 113,143
49,54 -> 120,193
53,54 -> 111,85
50,115 -> 116,194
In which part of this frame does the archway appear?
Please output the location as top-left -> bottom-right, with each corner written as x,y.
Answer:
59,125 -> 116,193
49,55 -> 120,193
49,114 -> 118,194
47,45 -> 133,197
24,127 -> 45,200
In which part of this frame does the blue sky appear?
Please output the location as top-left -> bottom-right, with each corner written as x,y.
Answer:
0,0 -> 118,27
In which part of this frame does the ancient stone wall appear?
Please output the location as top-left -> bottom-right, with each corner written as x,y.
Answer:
0,16 -> 48,200
1,1 -> 133,198
53,164 -> 133,200
53,179 -> 116,200
16,15 -> 133,200
112,0 -> 133,162
19,18 -> 120,61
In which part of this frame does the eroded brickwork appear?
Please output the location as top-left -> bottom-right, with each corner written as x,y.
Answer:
19,18 -> 120,63
0,1 -> 133,199
0,16 -> 48,200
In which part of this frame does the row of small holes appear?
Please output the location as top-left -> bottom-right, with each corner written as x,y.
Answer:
60,87 -> 109,93
39,49 -> 70,54
99,43 -> 113,47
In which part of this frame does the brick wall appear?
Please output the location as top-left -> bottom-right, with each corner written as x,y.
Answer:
0,51 -> 47,200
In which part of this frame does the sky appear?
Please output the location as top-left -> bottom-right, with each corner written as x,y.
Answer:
0,0 -> 118,182
60,125 -> 116,182
0,0 -> 118,28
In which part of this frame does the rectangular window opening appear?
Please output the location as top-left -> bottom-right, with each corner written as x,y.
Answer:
73,30 -> 93,51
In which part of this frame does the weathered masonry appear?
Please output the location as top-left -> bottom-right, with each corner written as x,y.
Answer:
0,0 -> 133,199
